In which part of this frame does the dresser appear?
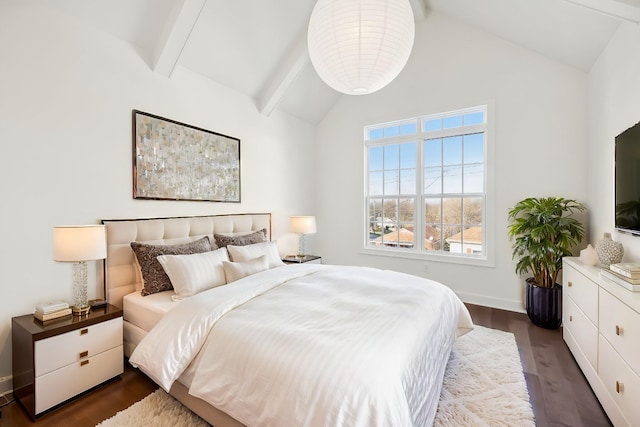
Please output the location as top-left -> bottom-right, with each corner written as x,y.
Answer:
563,257 -> 640,426
12,304 -> 123,419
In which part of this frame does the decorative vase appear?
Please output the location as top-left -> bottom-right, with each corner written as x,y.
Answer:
525,279 -> 562,329
579,244 -> 598,266
595,232 -> 623,267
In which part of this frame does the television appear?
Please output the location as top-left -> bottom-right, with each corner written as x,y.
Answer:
615,120 -> 640,235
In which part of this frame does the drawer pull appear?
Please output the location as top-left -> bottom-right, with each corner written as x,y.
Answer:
616,380 -> 624,393
569,315 -> 573,322
79,350 -> 89,358
80,360 -> 89,367
80,328 -> 88,335
616,325 -> 624,336
568,281 -> 573,287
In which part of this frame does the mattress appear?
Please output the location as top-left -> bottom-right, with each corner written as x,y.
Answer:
123,290 -> 183,357
123,290 -> 181,332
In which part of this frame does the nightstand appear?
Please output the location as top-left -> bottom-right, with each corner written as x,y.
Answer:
12,304 -> 123,420
283,255 -> 322,264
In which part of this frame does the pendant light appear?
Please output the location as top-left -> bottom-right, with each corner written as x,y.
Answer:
307,0 -> 415,96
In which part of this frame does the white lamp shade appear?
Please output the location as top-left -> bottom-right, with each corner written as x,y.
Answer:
290,216 -> 317,234
53,225 -> 107,262
307,0 -> 415,95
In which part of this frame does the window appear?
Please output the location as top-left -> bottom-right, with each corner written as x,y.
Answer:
365,106 -> 489,263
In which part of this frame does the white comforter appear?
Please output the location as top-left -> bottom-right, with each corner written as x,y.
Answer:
130,264 -> 473,427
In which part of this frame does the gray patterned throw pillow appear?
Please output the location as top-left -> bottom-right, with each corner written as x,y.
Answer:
214,228 -> 267,248
131,236 -> 212,296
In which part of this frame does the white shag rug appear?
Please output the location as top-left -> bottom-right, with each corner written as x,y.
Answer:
434,326 -> 535,426
95,388 -> 208,427
97,326 -> 534,427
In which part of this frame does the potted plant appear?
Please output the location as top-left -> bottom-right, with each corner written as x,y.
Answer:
507,197 -> 585,329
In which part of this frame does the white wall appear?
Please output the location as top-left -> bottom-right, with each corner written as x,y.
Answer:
0,2 -> 315,385
587,22 -> 640,261
315,12 -> 589,311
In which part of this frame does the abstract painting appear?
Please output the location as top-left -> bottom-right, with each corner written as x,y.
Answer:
133,110 -> 240,202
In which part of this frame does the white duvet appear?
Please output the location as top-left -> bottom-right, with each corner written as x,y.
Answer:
130,264 -> 473,427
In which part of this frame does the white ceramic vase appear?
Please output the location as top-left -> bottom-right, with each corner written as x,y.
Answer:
579,244 -> 598,266
595,233 -> 623,267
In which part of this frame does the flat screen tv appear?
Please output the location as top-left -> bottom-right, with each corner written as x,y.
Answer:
615,120 -> 640,235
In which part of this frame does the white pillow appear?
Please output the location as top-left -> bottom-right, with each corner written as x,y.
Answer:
223,255 -> 269,283
227,241 -> 285,269
157,248 -> 229,299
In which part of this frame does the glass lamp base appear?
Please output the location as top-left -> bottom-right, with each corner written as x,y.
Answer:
72,304 -> 91,316
72,261 -> 90,316
298,234 -> 306,260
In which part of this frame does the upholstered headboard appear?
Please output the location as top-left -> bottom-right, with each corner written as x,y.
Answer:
101,213 -> 271,308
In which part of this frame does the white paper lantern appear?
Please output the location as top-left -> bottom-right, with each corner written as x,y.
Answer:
308,0 -> 415,95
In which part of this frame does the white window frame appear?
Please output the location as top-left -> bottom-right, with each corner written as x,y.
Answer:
363,103 -> 495,267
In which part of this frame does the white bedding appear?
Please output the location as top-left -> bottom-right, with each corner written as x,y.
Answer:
130,264 -> 473,427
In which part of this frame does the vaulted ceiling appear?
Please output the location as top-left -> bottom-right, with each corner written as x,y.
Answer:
40,0 -> 640,125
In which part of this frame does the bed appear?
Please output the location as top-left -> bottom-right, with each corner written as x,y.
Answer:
102,213 -> 473,427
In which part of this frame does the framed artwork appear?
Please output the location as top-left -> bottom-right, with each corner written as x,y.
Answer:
132,110 -> 240,202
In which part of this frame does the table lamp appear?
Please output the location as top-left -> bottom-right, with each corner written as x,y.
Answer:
53,225 -> 106,315
290,216 -> 316,260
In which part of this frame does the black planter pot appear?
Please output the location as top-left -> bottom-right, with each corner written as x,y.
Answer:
525,279 -> 562,329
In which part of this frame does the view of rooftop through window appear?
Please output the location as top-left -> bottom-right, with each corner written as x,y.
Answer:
365,106 -> 487,258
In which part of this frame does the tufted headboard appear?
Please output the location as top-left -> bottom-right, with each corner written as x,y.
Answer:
101,213 -> 271,308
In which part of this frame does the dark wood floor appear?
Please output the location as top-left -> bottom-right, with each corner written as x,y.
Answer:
467,304 -> 611,427
0,304 -> 612,427
0,364 -> 158,427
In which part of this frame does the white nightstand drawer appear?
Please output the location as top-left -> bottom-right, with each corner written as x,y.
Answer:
564,295 -> 598,369
564,264 -> 598,325
599,335 -> 640,427
35,344 -> 123,414
35,317 -> 123,376
600,288 -> 640,376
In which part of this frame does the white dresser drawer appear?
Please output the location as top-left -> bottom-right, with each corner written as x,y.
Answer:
599,335 -> 640,427
564,264 -> 598,325
562,258 -> 640,426
35,345 -> 123,414
35,317 -> 123,376
600,289 -> 640,376
564,295 -> 598,369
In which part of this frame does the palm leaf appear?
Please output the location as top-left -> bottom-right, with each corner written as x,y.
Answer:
507,197 -> 585,288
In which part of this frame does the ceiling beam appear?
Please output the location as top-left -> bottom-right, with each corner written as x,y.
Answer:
151,0 -> 207,77
562,0 -> 640,23
256,36 -> 310,117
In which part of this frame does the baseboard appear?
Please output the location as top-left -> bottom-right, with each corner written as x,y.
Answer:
0,375 -> 12,397
456,291 -> 525,314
